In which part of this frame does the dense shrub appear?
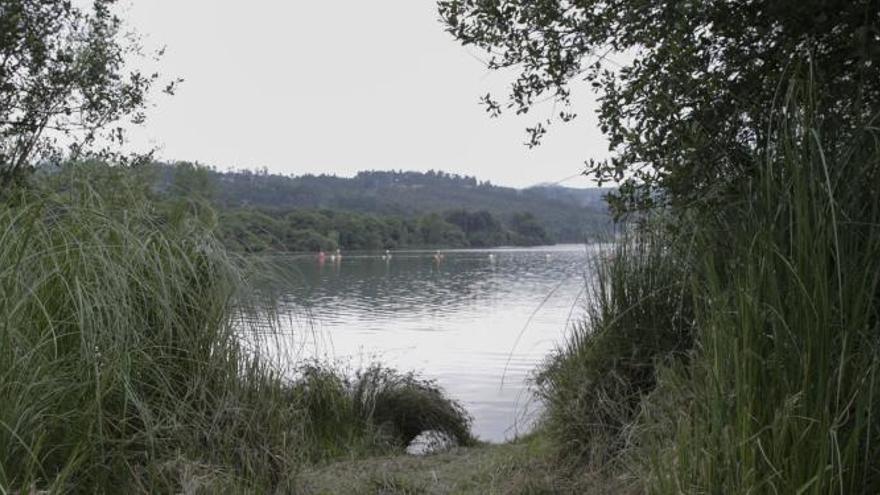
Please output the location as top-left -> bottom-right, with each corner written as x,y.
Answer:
293,363 -> 474,461
353,366 -> 474,447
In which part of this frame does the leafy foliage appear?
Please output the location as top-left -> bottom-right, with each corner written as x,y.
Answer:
438,0 -> 880,212
214,207 -> 554,252
444,209 -> 507,247
0,0 -> 178,188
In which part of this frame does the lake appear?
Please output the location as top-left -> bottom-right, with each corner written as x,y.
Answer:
270,244 -> 598,442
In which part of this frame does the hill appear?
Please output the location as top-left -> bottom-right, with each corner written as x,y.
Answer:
156,166 -> 611,243
525,184 -> 608,210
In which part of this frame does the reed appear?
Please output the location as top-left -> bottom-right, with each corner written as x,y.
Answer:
0,165 -> 474,493
639,78 -> 880,494
542,75 -> 880,493
535,224 -> 695,465
0,168 -> 308,492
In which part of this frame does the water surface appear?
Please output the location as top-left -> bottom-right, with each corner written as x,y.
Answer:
272,244 -> 597,442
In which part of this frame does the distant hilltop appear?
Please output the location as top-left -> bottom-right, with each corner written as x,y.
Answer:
153,165 -> 613,243
526,182 -> 609,210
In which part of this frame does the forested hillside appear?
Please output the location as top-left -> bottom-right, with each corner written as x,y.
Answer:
153,165 -> 609,243
525,184 -> 608,210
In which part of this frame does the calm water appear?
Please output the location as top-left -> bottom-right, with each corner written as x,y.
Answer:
270,244 -> 597,442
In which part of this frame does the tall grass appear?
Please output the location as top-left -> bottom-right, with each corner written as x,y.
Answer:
536,225 -> 694,465
542,77 -> 879,493
0,166 -> 475,492
0,168 -> 308,492
639,80 -> 880,494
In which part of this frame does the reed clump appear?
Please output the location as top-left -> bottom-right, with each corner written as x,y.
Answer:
639,80 -> 880,494
541,77 -> 880,494
293,363 -> 474,462
535,227 -> 694,464
0,167 -> 306,492
0,165 -> 474,493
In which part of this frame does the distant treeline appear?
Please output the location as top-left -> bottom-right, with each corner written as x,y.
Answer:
151,163 -> 611,245
218,207 -> 552,253
147,162 -> 610,252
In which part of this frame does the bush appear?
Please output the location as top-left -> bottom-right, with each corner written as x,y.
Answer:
293,363 -> 475,462
353,366 -> 474,447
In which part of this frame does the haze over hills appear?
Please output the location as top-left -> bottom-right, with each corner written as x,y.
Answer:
158,166 -> 612,243
526,183 -> 609,210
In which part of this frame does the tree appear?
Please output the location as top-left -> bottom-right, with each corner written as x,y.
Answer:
509,212 -> 551,246
0,0 -> 177,188
418,213 -> 467,247
438,0 -> 880,213
444,209 -> 506,247
171,162 -> 215,199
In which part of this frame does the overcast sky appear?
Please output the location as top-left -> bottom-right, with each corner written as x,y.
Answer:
119,1 -> 609,189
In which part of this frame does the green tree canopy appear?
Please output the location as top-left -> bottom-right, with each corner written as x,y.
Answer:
444,209 -> 507,247
0,0 -> 177,188
509,212 -> 551,246
438,0 -> 880,212
418,213 -> 467,247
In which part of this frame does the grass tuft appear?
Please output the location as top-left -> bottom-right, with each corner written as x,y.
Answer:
535,226 -> 694,465
0,164 -> 475,492
293,363 -> 475,462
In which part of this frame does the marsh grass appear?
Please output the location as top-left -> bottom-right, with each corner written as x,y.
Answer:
0,168 -> 309,492
541,76 -> 879,493
0,165 -> 475,493
293,363 -> 475,462
535,226 -> 695,465
638,79 -> 880,494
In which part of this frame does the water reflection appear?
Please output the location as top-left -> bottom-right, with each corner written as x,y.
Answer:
270,244 -> 598,442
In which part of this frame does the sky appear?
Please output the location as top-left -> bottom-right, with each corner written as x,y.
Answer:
117,1 -> 610,189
